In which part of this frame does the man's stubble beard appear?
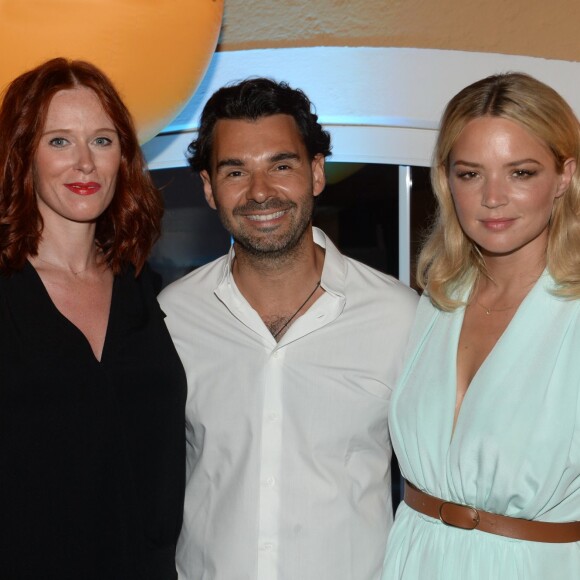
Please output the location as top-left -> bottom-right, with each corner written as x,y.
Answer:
217,193 -> 315,265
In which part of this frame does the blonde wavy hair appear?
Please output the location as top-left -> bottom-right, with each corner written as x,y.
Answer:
418,72 -> 580,310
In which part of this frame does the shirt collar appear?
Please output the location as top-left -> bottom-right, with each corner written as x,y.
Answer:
216,227 -> 347,298
312,227 -> 347,298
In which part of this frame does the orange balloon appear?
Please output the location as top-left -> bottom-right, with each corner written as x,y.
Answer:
0,0 -> 223,142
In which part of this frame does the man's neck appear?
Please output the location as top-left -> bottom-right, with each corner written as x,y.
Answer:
231,232 -> 326,334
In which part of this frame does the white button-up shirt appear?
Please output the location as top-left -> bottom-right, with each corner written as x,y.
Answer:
159,228 -> 418,580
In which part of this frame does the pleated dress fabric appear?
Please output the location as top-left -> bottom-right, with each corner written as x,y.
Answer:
383,272 -> 580,579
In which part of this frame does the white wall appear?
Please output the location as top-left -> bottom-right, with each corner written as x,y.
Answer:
143,46 -> 580,169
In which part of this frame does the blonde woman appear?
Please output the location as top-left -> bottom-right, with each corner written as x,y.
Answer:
383,73 -> 580,579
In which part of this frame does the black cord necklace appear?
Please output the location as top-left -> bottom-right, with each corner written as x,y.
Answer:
273,280 -> 321,339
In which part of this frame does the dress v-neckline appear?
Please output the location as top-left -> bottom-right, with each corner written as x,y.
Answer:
25,260 -> 115,364
448,273 -> 545,446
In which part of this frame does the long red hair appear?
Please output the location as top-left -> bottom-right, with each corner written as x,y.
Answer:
0,57 -> 162,274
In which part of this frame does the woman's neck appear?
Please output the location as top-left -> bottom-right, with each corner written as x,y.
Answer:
32,222 -> 102,275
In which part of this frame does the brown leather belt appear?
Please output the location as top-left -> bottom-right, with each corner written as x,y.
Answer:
404,480 -> 580,543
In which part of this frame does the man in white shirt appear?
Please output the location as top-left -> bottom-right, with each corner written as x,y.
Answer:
159,78 -> 418,580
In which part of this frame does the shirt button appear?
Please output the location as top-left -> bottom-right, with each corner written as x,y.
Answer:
272,351 -> 279,358
266,476 -> 276,487
263,542 -> 274,551
269,413 -> 280,422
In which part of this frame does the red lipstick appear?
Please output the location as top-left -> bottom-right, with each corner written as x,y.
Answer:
64,182 -> 101,195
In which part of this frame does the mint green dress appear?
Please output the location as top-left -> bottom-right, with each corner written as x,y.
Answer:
382,273 -> 580,579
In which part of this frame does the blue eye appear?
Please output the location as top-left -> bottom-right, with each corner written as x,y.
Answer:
49,137 -> 68,147
94,137 -> 113,146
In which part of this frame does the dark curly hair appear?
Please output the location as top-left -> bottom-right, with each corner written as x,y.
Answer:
0,57 -> 163,274
187,77 -> 332,172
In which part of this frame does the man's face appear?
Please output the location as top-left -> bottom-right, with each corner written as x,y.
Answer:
200,114 -> 325,258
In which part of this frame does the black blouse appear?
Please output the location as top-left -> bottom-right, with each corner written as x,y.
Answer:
0,262 -> 186,580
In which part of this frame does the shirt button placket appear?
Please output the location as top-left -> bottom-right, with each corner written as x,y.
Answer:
256,347 -> 284,580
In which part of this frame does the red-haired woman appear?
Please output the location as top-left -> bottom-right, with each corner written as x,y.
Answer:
0,58 -> 186,579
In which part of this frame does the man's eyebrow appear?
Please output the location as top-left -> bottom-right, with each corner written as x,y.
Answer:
216,158 -> 244,171
215,152 -> 301,171
270,152 -> 300,163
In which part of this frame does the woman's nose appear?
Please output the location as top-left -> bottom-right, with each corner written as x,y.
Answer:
75,144 -> 96,174
481,177 -> 508,208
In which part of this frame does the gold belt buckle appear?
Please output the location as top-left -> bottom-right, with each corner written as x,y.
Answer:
438,501 -> 481,530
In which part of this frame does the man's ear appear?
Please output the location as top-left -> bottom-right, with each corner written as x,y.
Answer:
200,170 -> 217,209
311,154 -> 326,198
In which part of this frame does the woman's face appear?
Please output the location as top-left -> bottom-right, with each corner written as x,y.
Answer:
33,87 -> 121,231
448,116 -> 575,262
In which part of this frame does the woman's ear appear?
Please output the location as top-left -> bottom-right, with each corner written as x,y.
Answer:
556,158 -> 577,198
